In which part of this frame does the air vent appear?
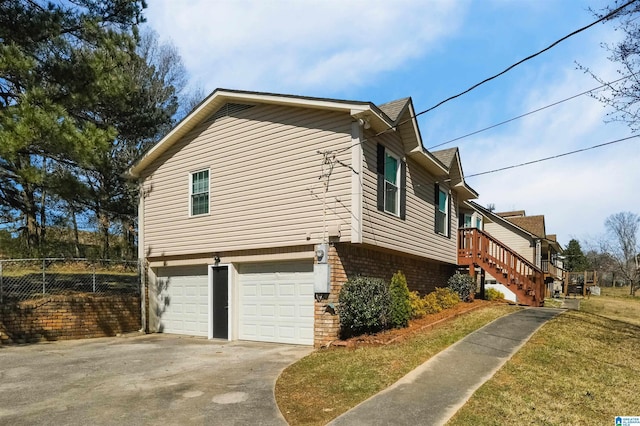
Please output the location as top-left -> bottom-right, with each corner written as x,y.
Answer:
210,103 -> 254,122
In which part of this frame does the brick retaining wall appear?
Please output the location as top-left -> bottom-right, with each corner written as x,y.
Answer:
0,294 -> 141,345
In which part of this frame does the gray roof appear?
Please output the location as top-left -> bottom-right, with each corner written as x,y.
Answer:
378,97 -> 410,122
430,147 -> 458,168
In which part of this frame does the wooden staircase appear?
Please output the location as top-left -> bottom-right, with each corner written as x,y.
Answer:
458,228 -> 545,307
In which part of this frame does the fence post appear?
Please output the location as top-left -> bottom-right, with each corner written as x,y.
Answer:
42,258 -> 46,295
0,261 -> 3,304
92,264 -> 96,293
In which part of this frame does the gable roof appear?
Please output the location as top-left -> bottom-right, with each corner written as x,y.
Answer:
431,147 -> 478,200
431,148 -> 458,168
468,201 -> 539,240
379,97 -> 411,121
127,89 -> 393,178
125,88 -> 475,202
506,215 -> 546,238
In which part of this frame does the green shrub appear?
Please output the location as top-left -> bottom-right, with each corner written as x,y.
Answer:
434,287 -> 460,309
447,272 -> 475,302
388,271 -> 411,328
338,276 -> 390,338
422,292 -> 443,314
409,291 -> 427,319
410,287 -> 462,319
485,287 -> 505,301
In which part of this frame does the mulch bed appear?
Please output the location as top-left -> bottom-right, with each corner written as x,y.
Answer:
330,299 -> 501,348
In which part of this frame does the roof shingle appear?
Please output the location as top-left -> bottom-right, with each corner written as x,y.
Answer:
506,215 -> 546,238
378,97 -> 410,122
431,148 -> 458,168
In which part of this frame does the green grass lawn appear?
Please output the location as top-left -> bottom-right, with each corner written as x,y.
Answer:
276,289 -> 639,426
447,288 -> 640,425
275,304 -> 518,426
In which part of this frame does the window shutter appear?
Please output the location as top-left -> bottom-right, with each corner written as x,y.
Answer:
399,160 -> 406,220
434,183 -> 440,234
447,190 -> 452,238
377,144 -> 385,212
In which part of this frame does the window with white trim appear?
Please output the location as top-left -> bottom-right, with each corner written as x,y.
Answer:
384,151 -> 400,215
190,169 -> 209,216
463,214 -> 473,228
436,187 -> 448,235
376,144 -> 406,219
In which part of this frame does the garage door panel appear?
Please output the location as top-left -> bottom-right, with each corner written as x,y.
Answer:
279,305 -> 295,318
279,326 -> 295,339
279,283 -> 295,296
156,266 -> 208,337
239,262 -> 314,345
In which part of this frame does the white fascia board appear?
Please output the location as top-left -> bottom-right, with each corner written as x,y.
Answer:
407,148 -> 448,176
405,103 -> 424,149
453,181 -> 479,200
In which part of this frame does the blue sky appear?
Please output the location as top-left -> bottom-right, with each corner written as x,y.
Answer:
145,0 -> 639,248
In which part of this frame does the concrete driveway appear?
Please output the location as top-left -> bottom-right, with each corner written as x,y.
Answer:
0,333 -> 312,425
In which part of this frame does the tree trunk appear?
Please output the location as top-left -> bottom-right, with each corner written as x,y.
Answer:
99,211 -> 110,259
23,187 -> 40,254
71,209 -> 81,258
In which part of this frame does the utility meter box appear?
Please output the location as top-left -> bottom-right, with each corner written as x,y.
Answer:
314,243 -> 330,293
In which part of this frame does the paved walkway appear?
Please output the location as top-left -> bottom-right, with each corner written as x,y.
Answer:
329,307 -> 563,426
561,297 -> 581,310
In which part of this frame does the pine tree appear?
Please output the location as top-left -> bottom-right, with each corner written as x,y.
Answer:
563,239 -> 590,272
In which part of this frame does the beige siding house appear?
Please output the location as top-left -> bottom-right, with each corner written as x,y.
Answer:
127,89 -> 478,347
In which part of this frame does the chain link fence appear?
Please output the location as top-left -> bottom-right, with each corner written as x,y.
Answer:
0,258 -> 140,303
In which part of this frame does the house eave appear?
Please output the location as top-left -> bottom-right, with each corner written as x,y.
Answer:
127,88 -> 394,178
407,149 -> 448,176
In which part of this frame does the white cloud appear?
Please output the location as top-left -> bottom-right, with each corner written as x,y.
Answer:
144,0 -> 466,94
465,46 -> 639,245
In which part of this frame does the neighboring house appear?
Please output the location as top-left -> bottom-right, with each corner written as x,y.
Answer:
459,202 -> 563,304
126,89 -> 478,347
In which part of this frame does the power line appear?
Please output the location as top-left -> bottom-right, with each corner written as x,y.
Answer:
466,135 -> 640,178
428,74 -> 635,149
410,0 -> 639,122
323,1 -> 639,165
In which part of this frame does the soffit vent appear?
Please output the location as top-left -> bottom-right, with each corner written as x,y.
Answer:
208,103 -> 254,123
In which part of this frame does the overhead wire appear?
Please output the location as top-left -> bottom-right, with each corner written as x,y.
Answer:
465,135 -> 640,178
320,0 -> 640,179
427,74 -> 635,149
329,0 -> 638,157
408,0 -> 639,122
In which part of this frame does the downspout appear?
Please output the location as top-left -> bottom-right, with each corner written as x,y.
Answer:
138,179 -> 147,333
350,121 -> 363,244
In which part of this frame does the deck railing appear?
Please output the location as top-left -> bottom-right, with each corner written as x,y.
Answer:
458,228 -> 545,306
541,260 -> 564,280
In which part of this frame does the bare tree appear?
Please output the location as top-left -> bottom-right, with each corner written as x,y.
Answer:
580,1 -> 640,132
603,211 -> 639,295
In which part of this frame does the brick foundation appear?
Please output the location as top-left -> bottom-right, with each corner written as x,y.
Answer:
0,294 -> 141,345
314,243 -> 457,347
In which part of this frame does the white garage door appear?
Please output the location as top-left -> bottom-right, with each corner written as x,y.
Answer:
238,262 -> 314,345
156,265 -> 208,336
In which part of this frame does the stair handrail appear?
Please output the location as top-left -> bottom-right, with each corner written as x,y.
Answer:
459,227 -> 541,272
458,228 -> 545,305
